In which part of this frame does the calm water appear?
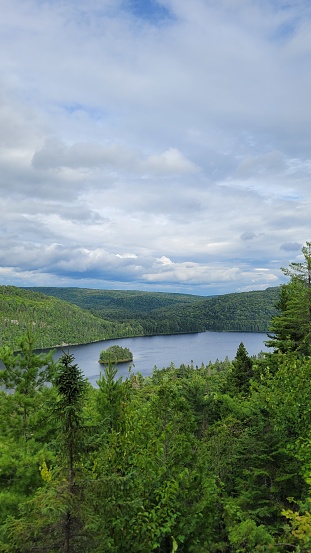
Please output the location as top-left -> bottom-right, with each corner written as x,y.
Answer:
51,332 -> 269,386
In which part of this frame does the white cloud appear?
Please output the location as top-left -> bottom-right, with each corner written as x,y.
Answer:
0,0 -> 310,294
31,140 -> 198,177
145,148 -> 199,174
158,256 -> 174,265
32,139 -> 138,171
116,253 -> 138,259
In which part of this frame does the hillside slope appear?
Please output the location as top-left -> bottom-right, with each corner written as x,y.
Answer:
166,287 -> 279,333
0,286 -> 144,349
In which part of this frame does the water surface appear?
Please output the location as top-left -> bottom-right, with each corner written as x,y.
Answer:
52,331 -> 268,385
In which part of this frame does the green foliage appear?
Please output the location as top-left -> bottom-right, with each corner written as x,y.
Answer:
96,359 -> 126,432
0,330 -> 59,545
227,517 -> 274,553
4,246 -> 311,553
53,351 -> 88,468
267,241 -> 311,355
0,327 -> 56,441
26,285 -> 279,335
99,344 -> 133,364
0,285 -> 142,349
0,347 -> 309,552
1,471 -> 95,553
0,326 -> 55,393
227,342 -> 254,396
0,285 -> 279,351
282,495 -> 311,551
0,352 -> 91,552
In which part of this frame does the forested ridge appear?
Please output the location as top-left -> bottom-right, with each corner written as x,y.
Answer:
1,243 -> 311,552
24,285 -> 280,337
0,285 -> 279,350
0,286 -> 143,349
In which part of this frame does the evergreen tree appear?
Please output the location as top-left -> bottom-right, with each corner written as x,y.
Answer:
227,342 -> 253,395
96,359 -> 125,433
267,241 -> 311,355
53,351 -> 88,552
0,326 -> 55,440
1,353 -> 90,552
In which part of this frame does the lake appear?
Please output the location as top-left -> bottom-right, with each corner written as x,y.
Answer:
51,331 -> 269,386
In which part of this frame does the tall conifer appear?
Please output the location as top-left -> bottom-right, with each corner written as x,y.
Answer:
267,241 -> 311,355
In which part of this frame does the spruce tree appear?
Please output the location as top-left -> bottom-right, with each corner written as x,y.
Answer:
53,351 -> 88,552
227,342 -> 253,395
96,358 -> 125,432
267,241 -> 311,355
0,326 -> 55,440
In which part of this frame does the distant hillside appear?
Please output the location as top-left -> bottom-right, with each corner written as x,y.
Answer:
26,286 -> 280,335
0,286 -> 145,350
27,288 -> 202,317
164,287 -> 280,333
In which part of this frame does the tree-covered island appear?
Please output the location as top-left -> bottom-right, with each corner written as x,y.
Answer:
98,344 -> 133,364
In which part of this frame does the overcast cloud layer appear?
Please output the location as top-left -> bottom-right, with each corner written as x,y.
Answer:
0,0 -> 310,295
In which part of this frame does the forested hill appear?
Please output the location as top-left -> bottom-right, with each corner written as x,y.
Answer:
0,286 -> 144,349
0,285 -> 280,349
171,286 -> 280,333
25,286 -> 280,335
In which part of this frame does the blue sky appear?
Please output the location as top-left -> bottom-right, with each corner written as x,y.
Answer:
125,0 -> 173,23
0,0 -> 311,295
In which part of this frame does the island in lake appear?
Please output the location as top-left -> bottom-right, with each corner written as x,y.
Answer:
98,345 -> 133,364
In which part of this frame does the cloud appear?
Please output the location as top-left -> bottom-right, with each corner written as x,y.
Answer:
116,253 -> 138,259
236,151 -> 286,179
145,148 -> 199,174
158,255 -> 173,265
32,140 -> 198,176
0,0 -> 311,295
32,139 -> 138,171
280,241 -> 302,252
0,237 -> 280,293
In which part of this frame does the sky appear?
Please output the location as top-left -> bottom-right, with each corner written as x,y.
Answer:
0,0 -> 311,296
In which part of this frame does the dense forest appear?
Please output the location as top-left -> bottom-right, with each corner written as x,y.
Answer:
1,243 -> 311,551
0,285 -> 279,351
25,286 -> 280,337
0,286 -> 144,349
